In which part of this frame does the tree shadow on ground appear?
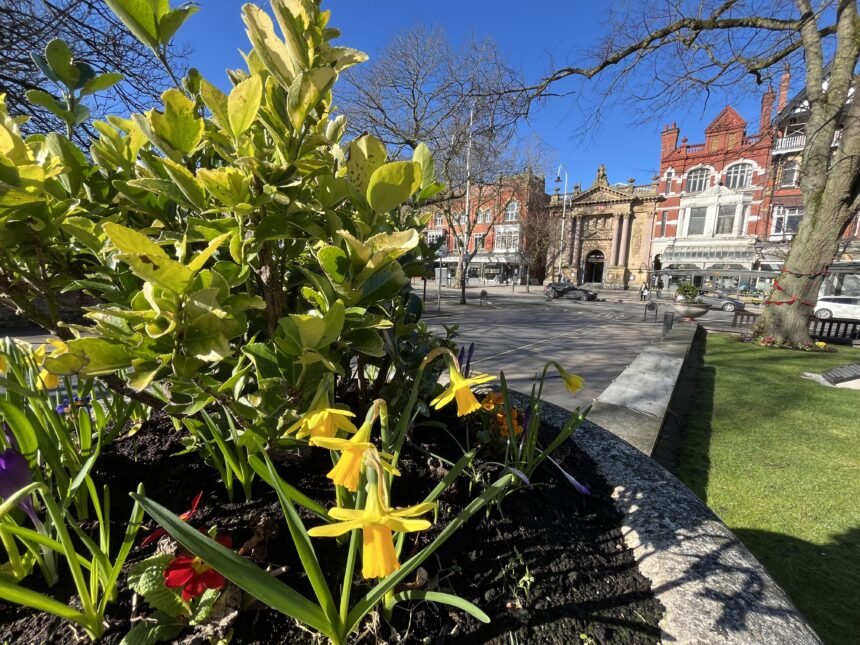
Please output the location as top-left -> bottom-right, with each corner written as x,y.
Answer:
731,526 -> 860,645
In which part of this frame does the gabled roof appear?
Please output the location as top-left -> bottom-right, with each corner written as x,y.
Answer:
704,106 -> 746,134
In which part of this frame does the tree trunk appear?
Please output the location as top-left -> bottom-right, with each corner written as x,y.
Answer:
753,194 -> 852,346
455,254 -> 467,304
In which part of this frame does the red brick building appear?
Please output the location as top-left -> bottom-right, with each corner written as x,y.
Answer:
651,89 -> 776,291
425,172 -> 548,284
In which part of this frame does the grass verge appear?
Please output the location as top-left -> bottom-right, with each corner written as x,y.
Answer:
677,334 -> 859,645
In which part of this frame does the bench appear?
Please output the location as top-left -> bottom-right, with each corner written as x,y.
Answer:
731,310 -> 760,328
809,317 -> 860,346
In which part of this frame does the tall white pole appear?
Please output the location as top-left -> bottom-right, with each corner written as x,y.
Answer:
556,164 -> 568,281
462,105 -> 474,293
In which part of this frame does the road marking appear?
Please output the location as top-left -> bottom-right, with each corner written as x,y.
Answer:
472,324 -> 598,364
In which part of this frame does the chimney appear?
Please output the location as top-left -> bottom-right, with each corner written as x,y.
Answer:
777,62 -> 791,113
760,85 -> 775,133
660,122 -> 679,153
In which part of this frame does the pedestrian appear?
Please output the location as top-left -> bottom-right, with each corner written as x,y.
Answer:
643,284 -> 650,300
639,282 -> 647,302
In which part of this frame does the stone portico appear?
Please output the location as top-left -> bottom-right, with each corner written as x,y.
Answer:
551,167 -> 661,289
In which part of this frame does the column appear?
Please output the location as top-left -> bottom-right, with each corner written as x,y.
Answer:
572,217 -> 583,281
609,214 -> 622,264
619,214 -> 633,267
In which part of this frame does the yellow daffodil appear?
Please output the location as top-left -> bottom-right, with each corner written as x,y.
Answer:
431,364 -> 494,417
551,361 -> 585,394
815,341 -> 827,349
308,484 -> 435,579
36,369 -> 60,390
32,339 -> 69,390
284,404 -> 358,440
309,418 -> 399,492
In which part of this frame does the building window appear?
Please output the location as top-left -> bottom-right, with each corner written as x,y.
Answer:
505,200 -> 519,222
476,207 -> 493,224
724,163 -> 752,189
656,211 -> 668,237
474,233 -> 486,249
427,230 -> 445,244
664,170 -> 674,193
494,228 -> 519,250
772,206 -> 802,238
433,212 -> 444,227
453,211 -> 467,227
687,207 -> 707,235
780,160 -> 799,187
685,168 -> 710,193
715,205 -> 736,234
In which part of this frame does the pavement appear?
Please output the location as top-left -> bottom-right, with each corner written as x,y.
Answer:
420,283 -> 737,411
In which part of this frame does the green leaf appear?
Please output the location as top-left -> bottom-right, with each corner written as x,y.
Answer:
228,75 -> 263,137
287,67 -> 335,131
327,46 -> 369,73
103,222 -> 167,258
120,615 -> 183,645
127,554 -> 188,617
0,573 -> 93,631
412,143 -> 434,189
0,181 -> 43,209
25,90 -> 72,122
131,494 -> 334,639
318,246 -> 349,284
66,338 -> 132,376
346,134 -> 386,194
156,5 -> 198,44
44,39 -> 79,89
357,264 -> 408,305
242,4 -> 299,89
199,80 -> 232,136
104,0 -> 160,50
257,453 -> 340,632
79,72 -> 124,97
388,590 -> 490,623
45,133 -> 87,195
271,0 -> 312,71
346,329 -> 385,357
367,161 -> 422,214
187,232 -> 231,273
148,88 -> 204,157
160,157 -> 206,210
118,253 -> 194,293
31,53 -> 61,85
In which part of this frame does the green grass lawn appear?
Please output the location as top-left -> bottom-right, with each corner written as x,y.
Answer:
677,334 -> 859,645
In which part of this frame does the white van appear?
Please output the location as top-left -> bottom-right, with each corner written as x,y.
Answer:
814,296 -> 860,320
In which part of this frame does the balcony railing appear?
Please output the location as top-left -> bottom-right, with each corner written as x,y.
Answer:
772,129 -> 842,153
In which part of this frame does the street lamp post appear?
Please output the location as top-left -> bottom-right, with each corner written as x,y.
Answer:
555,164 -> 568,282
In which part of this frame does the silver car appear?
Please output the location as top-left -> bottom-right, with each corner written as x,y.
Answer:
698,291 -> 746,312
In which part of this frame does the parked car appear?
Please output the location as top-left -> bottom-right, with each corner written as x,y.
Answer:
674,290 -> 745,311
544,282 -> 597,301
814,296 -> 860,320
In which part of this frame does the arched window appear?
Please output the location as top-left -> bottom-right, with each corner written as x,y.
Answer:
433,211 -> 444,227
724,163 -> 752,189
685,168 -> 710,193
505,200 -> 519,222
780,160 -> 799,187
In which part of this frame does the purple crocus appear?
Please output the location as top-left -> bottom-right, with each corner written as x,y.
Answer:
0,448 -> 38,523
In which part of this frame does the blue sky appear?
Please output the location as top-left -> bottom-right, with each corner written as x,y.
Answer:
181,1 -> 784,190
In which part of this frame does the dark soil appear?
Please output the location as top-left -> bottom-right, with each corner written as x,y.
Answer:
0,410 -> 663,644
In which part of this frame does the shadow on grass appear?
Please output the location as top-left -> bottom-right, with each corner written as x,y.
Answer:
732,526 -> 860,645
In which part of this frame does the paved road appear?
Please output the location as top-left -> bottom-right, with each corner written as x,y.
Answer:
424,287 -> 736,411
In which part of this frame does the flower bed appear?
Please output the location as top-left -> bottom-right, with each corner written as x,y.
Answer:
0,410 -> 662,643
